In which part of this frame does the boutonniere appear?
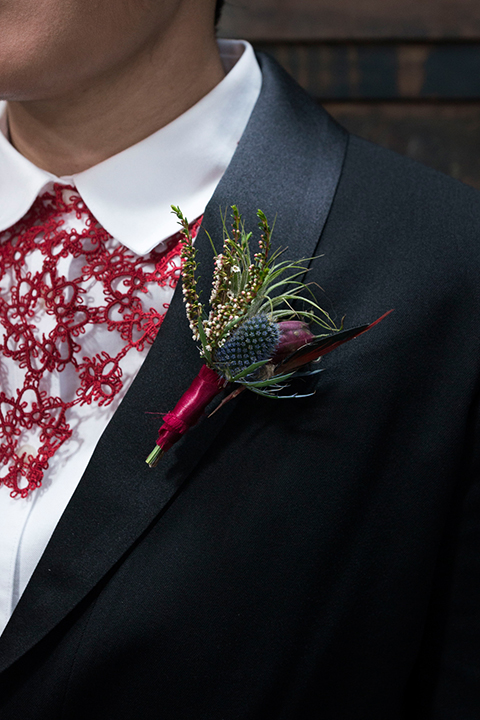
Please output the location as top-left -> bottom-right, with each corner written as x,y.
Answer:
146,206 -> 390,467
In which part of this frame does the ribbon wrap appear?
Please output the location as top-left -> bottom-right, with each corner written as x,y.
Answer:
156,365 -> 227,453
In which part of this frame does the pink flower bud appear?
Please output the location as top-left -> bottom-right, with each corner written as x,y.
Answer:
271,321 -> 315,363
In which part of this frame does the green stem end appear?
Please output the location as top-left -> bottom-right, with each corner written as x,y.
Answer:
146,445 -> 165,468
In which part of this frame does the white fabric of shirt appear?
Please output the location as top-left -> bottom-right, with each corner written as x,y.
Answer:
0,39 -> 262,635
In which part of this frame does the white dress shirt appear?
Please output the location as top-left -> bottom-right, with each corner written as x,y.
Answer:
0,39 -> 262,635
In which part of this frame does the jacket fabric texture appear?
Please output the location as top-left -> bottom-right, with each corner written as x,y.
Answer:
0,52 -> 479,719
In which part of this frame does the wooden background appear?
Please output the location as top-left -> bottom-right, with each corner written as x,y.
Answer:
218,0 -> 480,189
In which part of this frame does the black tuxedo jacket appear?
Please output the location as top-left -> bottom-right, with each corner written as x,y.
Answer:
1,54 -> 479,720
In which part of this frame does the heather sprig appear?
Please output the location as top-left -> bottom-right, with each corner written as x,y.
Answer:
202,206 -> 273,352
173,205 -> 204,342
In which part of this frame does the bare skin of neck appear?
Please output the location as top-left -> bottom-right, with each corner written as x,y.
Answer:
6,21 -> 224,177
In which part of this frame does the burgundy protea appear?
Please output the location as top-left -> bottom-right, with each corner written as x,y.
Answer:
271,320 -> 315,364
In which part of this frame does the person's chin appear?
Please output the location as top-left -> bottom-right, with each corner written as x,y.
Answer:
0,62 -> 51,103
0,63 -> 72,104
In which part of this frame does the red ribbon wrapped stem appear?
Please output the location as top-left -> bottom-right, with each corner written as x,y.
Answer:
147,365 -> 227,465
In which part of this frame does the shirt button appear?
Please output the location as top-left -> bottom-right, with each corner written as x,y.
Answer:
17,445 -> 36,458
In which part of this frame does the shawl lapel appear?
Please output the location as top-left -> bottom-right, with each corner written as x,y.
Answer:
0,53 -> 347,674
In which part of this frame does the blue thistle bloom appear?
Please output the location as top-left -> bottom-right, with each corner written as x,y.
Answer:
214,314 -> 280,378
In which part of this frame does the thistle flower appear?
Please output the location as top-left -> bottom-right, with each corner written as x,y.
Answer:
214,314 -> 280,380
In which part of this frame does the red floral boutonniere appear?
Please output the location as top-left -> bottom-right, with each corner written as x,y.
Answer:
146,206 -> 391,467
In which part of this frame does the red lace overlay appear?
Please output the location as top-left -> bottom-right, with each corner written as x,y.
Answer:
0,183 -> 201,498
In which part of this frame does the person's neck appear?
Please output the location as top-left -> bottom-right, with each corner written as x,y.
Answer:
6,32 -> 225,177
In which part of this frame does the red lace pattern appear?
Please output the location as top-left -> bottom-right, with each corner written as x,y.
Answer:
0,184 -> 200,498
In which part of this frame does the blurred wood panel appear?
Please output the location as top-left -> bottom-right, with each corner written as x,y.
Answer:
326,102 -> 480,188
219,1 -> 480,191
254,43 -> 480,99
219,0 -> 480,41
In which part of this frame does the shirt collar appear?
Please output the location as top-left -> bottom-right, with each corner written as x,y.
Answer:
0,40 -> 262,254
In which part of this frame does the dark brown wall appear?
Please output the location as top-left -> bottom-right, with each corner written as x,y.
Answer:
219,0 -> 480,40
218,1 -> 480,189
